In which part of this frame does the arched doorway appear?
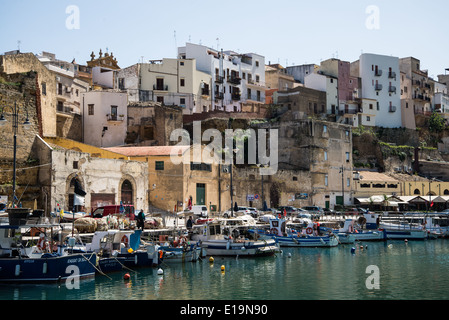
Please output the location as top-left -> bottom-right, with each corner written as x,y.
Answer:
68,176 -> 85,212
121,180 -> 133,205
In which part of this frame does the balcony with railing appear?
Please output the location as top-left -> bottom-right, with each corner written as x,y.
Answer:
389,106 -> 397,113
375,84 -> 383,91
231,90 -> 241,101
215,75 -> 224,83
153,84 -> 168,91
227,75 -> 241,85
106,114 -> 125,122
388,72 -> 396,79
375,69 -> 383,77
56,104 -> 73,115
389,86 -> 397,93
214,92 -> 224,100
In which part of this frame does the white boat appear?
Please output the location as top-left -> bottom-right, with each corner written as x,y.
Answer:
191,222 -> 279,257
336,219 -> 387,242
0,209 -> 97,283
248,218 -> 339,247
364,213 -> 428,240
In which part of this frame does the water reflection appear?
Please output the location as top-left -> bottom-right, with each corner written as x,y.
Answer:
2,240 -> 449,300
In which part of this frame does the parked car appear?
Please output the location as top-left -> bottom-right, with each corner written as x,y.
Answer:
247,207 -> 259,218
277,206 -> 298,215
323,208 -> 337,215
185,205 -> 209,218
222,206 -> 251,218
260,208 -> 281,215
90,204 -> 136,220
301,206 -> 324,219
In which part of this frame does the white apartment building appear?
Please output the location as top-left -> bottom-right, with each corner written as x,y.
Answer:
177,43 -> 266,112
304,72 -> 338,115
116,59 -> 212,114
81,90 -> 128,148
351,54 -> 401,128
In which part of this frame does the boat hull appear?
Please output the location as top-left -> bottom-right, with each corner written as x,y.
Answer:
117,251 -> 158,268
200,239 -> 278,256
273,235 -> 339,247
249,230 -> 339,247
159,246 -> 201,263
338,230 -> 387,242
384,229 -> 428,240
0,253 -> 97,283
96,256 -> 127,273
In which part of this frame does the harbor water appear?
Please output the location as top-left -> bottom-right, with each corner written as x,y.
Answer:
2,239 -> 449,301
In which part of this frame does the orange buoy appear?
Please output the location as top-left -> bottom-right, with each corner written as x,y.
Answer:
124,273 -> 130,280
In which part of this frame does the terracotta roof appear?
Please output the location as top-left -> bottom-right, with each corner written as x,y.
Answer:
358,171 -> 399,182
103,146 -> 190,157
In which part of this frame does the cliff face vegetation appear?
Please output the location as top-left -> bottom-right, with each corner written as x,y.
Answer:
353,117 -> 449,175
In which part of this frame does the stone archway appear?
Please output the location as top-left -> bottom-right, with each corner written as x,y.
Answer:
66,173 -> 86,212
118,176 -> 137,206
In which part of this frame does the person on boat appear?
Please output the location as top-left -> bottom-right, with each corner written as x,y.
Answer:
186,216 -> 195,230
136,209 -> 145,230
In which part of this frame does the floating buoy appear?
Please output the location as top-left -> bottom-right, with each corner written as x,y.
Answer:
209,257 -> 214,263
123,273 -> 130,280
388,244 -> 393,249
405,239 -> 408,243
365,245 -> 368,250
157,268 -> 164,275
351,247 -> 356,254
287,253 -> 292,258
221,265 -> 225,271
360,245 -> 364,250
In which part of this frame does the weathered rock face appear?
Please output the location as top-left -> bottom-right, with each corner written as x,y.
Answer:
0,70 -> 41,208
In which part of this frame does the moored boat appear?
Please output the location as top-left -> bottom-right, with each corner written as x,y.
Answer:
248,217 -> 339,247
190,222 -> 279,257
0,209 -> 97,283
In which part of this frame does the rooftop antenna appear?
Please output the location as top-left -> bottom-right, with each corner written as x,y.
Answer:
216,38 -> 220,50
17,40 -> 21,52
174,30 -> 177,53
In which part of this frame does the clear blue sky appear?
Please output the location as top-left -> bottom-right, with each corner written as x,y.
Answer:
1,0 -> 448,78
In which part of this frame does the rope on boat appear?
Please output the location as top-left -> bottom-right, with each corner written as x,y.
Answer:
81,253 -> 112,280
113,256 -> 138,273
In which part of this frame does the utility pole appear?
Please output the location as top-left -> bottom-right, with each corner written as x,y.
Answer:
340,165 -> 345,213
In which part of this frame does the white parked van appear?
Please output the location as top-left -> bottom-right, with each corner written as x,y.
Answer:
189,205 -> 208,218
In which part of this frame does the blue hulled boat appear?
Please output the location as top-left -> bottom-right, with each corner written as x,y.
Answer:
248,218 -> 339,247
0,209 -> 97,283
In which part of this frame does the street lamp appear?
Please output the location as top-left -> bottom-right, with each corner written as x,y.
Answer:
0,102 -> 31,208
257,164 -> 268,211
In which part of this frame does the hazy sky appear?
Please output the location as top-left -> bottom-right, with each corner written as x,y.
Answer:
1,0 -> 448,78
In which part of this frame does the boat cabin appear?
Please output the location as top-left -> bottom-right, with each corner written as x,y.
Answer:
85,230 -> 142,255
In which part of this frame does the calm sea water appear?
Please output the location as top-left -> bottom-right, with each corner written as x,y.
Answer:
2,239 -> 449,301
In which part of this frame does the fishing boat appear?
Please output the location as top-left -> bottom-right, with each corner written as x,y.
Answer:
364,213 -> 428,240
334,219 -> 387,242
82,229 -> 162,270
190,222 -> 279,257
0,209 -> 97,283
154,234 -> 201,263
248,218 -> 339,247
402,213 -> 449,238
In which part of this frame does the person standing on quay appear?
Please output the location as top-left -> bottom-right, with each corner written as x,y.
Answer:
137,209 -> 145,230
